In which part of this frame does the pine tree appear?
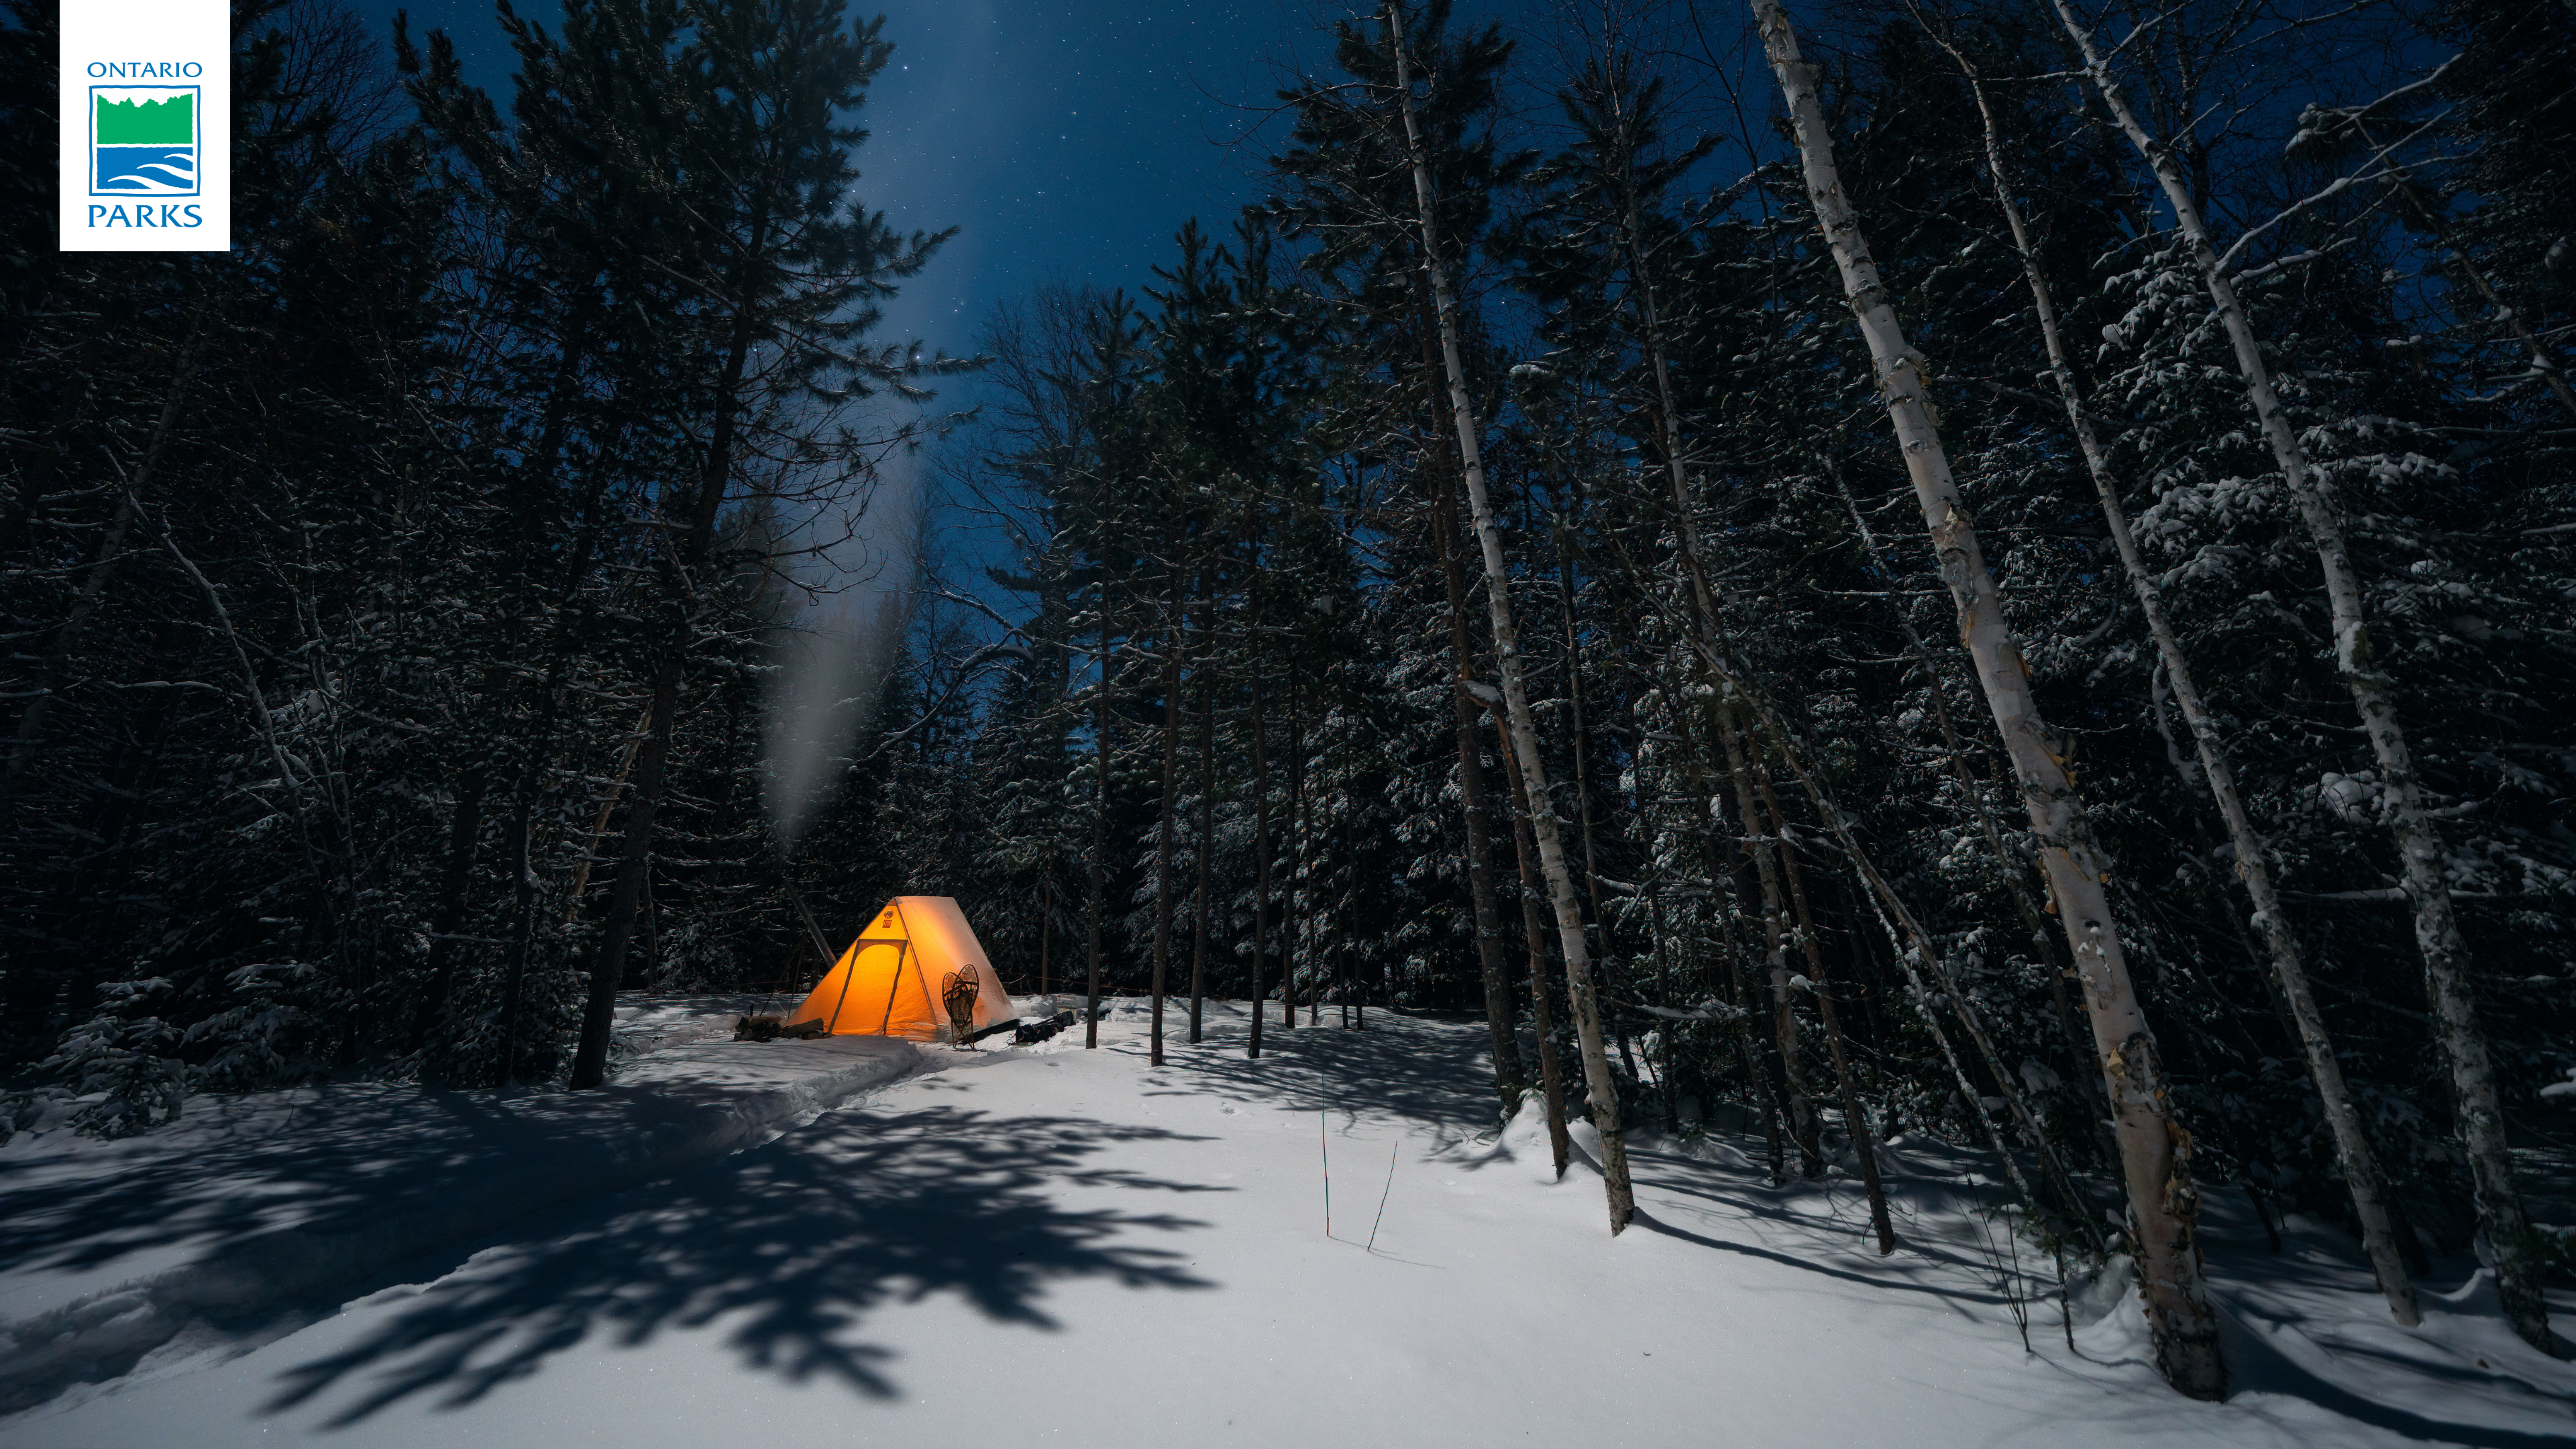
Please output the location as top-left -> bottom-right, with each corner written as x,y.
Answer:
566,0 -> 954,1088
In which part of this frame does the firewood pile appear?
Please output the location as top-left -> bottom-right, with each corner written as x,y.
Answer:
1011,1010 -> 1077,1046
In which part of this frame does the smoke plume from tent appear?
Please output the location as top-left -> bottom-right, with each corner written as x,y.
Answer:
759,472 -> 916,852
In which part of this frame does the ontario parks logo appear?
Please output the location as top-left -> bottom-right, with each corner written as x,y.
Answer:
92,83 -> 201,196
58,3 -> 229,252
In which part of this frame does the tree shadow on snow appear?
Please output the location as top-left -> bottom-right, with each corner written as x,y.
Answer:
0,1087 -> 548,1279
0,1034 -> 911,1286
256,1104 -> 1222,1426
2206,1304 -> 2576,1449
1136,1008 -> 1497,1139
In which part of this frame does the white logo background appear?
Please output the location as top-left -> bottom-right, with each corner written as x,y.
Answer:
58,1 -> 231,252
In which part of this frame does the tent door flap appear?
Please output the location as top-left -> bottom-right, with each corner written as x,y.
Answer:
825,935 -> 905,1035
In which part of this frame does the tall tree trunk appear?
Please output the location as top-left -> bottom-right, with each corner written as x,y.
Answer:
1945,54 -> 2420,1326
1492,710 -> 1572,1179
1719,656 -> 2108,1258
1087,599 -> 1111,1049
1350,917 -> 1364,1029
571,655 -> 682,1085
1150,555 -> 1185,1066
1595,32 -> 1827,1194
1727,899 -> 1789,1187
1554,544 -> 1638,1082
1647,892 -> 1680,1132
2045,0 -> 2541,1353
1288,671 -> 1307,1029
1715,699 -> 1825,1177
413,764 -> 490,1051
131,496 -> 355,1012
495,796 -> 539,1083
1756,766 -> 1894,1252
1555,553 -> 1611,968
638,871 -> 658,989
1739,486 -> 2107,1247
1430,409 -> 1528,1102
1388,0 -> 1633,1234
1594,62 -> 1784,1120
1665,655 -> 1789,1182
1750,0 -> 2221,1394
1845,818 -> 2053,1222
563,705 -> 652,925
1191,588 -> 1214,1045
1830,468 -> 2106,1155
571,273 -> 763,1089
1248,577 -> 1272,1059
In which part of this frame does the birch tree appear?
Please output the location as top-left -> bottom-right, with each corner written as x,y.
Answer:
1916,30 -> 2421,1326
2045,0 -> 2551,1354
1749,0 -> 2222,1397
1387,0 -> 1634,1233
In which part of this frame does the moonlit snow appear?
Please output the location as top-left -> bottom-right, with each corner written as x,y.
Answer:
3,1002 -> 2569,1446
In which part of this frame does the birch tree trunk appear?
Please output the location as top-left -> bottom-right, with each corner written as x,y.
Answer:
1491,708 -> 1572,1178
2045,0 -> 2544,1353
1948,57 -> 2419,1326
1751,0 -> 2221,1395
1832,465 -> 2117,1167
1388,0 -> 1631,1232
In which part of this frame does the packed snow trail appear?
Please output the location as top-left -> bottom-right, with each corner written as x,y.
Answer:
3,1002 -> 2569,1446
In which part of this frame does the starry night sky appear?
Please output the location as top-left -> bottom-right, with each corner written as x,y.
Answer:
354,0 -> 1336,358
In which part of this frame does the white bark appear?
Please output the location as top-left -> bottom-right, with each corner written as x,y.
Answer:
2047,0 -> 2547,1355
1950,60 -> 2419,1327
1386,0 -> 1633,1233
1750,0 -> 2223,1397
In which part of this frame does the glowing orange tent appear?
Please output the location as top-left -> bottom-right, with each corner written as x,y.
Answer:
782,896 -> 1014,1041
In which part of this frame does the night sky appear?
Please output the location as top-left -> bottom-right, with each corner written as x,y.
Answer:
354,0 -> 1339,358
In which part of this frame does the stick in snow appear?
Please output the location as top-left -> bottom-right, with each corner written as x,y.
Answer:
1368,1134 -> 1401,1254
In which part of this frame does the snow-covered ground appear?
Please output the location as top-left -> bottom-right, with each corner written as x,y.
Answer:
0,994 -> 921,1411
3,998 -> 2570,1446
